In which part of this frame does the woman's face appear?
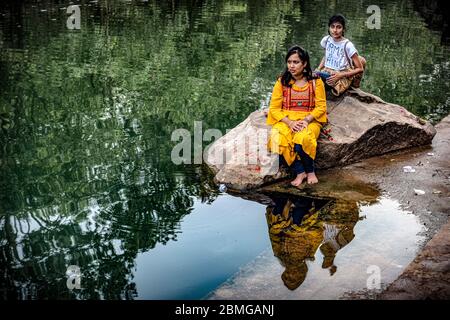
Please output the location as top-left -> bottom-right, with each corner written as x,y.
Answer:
287,53 -> 307,79
329,22 -> 344,38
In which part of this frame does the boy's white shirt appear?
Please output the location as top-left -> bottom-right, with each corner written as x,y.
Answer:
320,36 -> 358,71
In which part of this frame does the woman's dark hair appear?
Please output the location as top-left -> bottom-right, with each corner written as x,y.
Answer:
280,45 -> 315,87
328,14 -> 346,35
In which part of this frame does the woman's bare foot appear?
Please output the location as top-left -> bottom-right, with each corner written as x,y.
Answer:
291,173 -> 307,186
307,172 -> 318,184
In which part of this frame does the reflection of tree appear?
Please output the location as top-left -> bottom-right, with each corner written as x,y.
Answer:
413,0 -> 449,44
0,164 -> 219,299
265,195 -> 360,290
0,213 -> 138,299
0,0 -> 296,300
0,161 -> 221,298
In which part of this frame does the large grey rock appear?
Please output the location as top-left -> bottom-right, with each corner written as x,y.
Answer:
205,89 -> 436,190
315,89 -> 436,167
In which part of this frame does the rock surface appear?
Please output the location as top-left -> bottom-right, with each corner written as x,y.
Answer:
205,89 -> 436,190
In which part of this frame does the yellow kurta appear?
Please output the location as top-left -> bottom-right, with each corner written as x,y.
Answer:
267,78 -> 327,165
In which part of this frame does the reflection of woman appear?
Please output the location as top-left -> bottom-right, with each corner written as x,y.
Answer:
266,196 -> 359,290
267,46 -> 327,186
267,196 -> 323,235
266,197 -> 323,290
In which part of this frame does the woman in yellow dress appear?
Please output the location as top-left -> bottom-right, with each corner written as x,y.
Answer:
267,46 -> 327,185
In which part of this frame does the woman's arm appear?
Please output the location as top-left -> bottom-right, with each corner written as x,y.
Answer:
267,80 -> 287,123
296,79 -> 327,129
308,78 -> 327,123
281,116 -> 297,130
341,53 -> 363,77
267,80 -> 303,131
317,36 -> 329,71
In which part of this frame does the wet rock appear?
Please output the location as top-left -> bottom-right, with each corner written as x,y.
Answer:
258,172 -> 380,205
205,89 -> 436,190
204,110 -> 281,190
381,220 -> 450,299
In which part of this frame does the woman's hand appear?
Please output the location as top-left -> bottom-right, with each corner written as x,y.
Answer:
298,120 -> 309,131
289,120 -> 308,132
326,72 -> 343,86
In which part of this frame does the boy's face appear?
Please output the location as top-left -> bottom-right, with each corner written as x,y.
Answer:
329,22 -> 344,38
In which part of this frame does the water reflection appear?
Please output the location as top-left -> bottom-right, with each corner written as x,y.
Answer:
0,164 -> 219,299
265,195 -> 359,291
209,195 -> 424,300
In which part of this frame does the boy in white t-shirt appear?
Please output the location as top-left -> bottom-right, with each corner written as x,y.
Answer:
315,14 -> 366,96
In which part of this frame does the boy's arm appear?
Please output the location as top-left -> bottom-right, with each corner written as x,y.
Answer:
317,56 -> 325,70
327,53 -> 363,85
341,53 -> 363,77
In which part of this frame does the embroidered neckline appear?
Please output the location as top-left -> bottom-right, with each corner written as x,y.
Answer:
290,81 -> 310,92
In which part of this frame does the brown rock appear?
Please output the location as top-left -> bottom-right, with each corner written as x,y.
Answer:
205,89 -> 436,190
315,89 -> 436,168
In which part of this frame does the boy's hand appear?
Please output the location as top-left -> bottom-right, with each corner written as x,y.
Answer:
326,72 -> 342,86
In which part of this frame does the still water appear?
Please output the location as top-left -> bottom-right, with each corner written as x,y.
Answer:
208,197 -> 425,300
0,0 -> 448,299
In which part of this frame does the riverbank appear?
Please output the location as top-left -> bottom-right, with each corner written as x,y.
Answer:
304,115 -> 450,299
376,115 -> 450,299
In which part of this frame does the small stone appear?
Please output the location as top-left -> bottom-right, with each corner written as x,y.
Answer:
414,189 -> 425,195
403,166 -> 416,173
